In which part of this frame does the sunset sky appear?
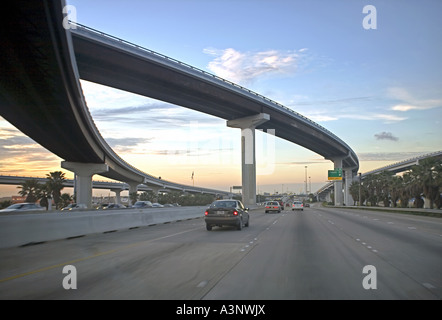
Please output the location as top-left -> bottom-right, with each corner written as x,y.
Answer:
1,0 -> 441,197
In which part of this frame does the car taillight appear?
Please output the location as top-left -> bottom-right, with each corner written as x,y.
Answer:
301,204 -> 303,207
233,210 -> 238,216
205,211 -> 209,216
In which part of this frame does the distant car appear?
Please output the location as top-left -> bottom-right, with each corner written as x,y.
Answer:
292,201 -> 304,211
152,203 -> 164,208
304,202 -> 310,208
205,199 -> 249,231
103,203 -> 127,210
163,204 -> 174,207
265,201 -> 281,213
0,203 -> 45,213
61,203 -> 87,211
133,201 -> 153,208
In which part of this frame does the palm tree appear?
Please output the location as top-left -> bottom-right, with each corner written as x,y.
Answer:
398,172 -> 412,208
46,171 -> 66,209
349,181 -> 364,206
364,174 -> 380,206
38,184 -> 51,210
60,193 -> 73,209
410,158 -> 442,209
17,179 -> 41,203
389,175 -> 403,207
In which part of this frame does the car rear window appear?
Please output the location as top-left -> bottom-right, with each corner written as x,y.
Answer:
211,201 -> 236,208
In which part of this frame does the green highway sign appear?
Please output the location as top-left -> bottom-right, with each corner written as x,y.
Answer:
328,168 -> 342,181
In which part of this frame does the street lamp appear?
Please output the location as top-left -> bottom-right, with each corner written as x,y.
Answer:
305,166 -> 308,195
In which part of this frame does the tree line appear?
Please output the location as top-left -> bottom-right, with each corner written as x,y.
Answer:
12,171 -> 217,210
349,158 -> 442,209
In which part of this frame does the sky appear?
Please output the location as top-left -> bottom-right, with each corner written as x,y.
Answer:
1,0 -> 442,197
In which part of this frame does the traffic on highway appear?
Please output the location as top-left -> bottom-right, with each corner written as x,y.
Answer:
0,203 -> 441,300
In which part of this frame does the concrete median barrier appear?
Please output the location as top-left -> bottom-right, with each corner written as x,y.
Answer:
0,206 -> 206,248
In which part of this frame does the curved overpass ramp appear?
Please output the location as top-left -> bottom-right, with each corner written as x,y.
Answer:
0,0 -> 358,207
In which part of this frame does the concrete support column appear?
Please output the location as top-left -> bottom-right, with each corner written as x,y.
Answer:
325,192 -> 332,203
333,158 -> 343,206
111,188 -> 122,204
423,198 -> 431,209
344,169 -> 354,206
227,113 -> 270,208
150,186 -> 161,202
128,182 -> 139,206
61,161 -> 109,209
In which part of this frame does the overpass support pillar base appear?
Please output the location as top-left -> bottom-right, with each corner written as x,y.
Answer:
333,158 -> 344,206
110,188 -> 123,204
149,186 -> 161,203
61,161 -> 109,209
227,113 -> 270,208
127,182 -> 140,206
344,169 -> 355,206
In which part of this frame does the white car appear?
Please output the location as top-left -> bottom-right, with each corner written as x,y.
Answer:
265,201 -> 281,213
0,203 -> 45,212
61,203 -> 87,211
292,201 -> 304,211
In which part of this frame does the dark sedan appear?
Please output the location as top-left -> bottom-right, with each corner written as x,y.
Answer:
204,199 -> 249,231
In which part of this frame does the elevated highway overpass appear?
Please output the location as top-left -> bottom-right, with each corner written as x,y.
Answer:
0,0 -> 358,208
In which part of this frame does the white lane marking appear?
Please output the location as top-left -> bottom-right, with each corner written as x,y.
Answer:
422,283 -> 436,289
408,227 -> 417,230
197,281 -> 208,288
356,238 -> 378,253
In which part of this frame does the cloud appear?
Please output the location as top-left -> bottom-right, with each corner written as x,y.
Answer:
288,96 -> 408,123
203,47 -> 301,84
374,132 -> 399,141
91,103 -> 222,128
0,126 -> 61,174
388,87 -> 442,111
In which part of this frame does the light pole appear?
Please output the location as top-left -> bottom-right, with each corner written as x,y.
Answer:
358,172 -> 362,206
305,166 -> 308,195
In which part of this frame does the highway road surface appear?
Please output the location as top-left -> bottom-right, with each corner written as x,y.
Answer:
0,204 -> 441,300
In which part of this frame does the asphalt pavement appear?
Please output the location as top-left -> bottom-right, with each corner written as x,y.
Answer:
0,204 -> 441,300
